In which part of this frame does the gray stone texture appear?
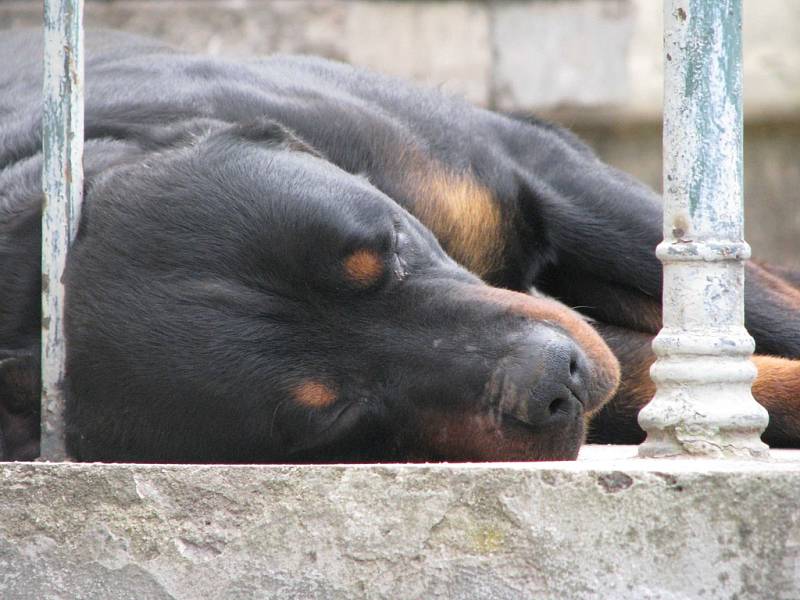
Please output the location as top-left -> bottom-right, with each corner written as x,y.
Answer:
1,0 -> 798,118
345,1 -> 491,106
2,451 -> 800,599
1,0 -> 797,264
492,0 -> 635,111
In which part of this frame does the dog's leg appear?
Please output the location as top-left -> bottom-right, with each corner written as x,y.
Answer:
587,323 -> 800,448
749,355 -> 800,447
535,259 -> 800,446
743,262 -> 800,359
0,349 -> 40,460
582,324 -> 654,445
526,185 -> 800,359
503,121 -> 800,359
534,266 -> 662,335
756,262 -> 800,290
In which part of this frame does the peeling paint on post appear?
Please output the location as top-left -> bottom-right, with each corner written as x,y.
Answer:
41,0 -> 84,461
637,0 -> 769,458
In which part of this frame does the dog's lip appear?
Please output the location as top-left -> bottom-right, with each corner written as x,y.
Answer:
499,412 -> 539,432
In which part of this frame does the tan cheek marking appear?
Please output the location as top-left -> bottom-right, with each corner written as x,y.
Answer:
292,381 -> 338,409
344,249 -> 384,286
409,167 -> 505,279
475,286 -> 622,405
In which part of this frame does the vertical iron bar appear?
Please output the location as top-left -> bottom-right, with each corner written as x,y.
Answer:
41,0 -> 84,461
637,0 -> 769,458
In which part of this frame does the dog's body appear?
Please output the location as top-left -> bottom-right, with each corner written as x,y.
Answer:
2,31 -> 799,462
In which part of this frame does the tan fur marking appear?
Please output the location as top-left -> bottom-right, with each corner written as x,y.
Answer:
587,336 -> 800,446
751,356 -> 800,432
616,355 -> 656,418
585,324 -> 658,439
293,381 -> 338,409
344,249 -> 384,285
749,262 -> 800,308
756,262 -> 800,292
624,361 -> 656,410
410,168 -> 505,279
475,286 -> 621,408
407,407 -> 583,462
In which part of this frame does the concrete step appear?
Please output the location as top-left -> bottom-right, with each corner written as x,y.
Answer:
2,447 -> 799,599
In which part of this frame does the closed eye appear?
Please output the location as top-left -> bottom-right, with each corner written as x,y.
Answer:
391,226 -> 409,282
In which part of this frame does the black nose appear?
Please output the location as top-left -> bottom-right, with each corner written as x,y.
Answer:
493,326 -> 592,430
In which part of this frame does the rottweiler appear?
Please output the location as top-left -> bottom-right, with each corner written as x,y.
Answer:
1,31 -> 799,463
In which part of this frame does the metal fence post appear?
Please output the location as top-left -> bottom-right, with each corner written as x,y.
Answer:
41,0 -> 84,461
637,0 -> 769,458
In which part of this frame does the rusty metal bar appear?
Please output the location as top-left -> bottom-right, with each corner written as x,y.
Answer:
637,0 -> 769,458
40,0 -> 84,461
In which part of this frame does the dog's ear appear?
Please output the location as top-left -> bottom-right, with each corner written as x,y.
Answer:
87,116 -> 232,151
214,117 -> 325,160
77,118 -> 233,197
89,114 -> 324,160
80,117 -> 327,210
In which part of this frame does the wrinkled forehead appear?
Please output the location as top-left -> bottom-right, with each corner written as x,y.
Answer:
84,125 -> 457,295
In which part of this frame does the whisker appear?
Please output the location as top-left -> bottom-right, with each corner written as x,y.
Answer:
269,399 -> 289,440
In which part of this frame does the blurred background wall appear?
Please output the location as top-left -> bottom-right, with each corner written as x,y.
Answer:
3,0 -> 798,267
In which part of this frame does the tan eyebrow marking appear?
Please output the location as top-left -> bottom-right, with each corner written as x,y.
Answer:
292,381 -> 338,409
343,249 -> 384,286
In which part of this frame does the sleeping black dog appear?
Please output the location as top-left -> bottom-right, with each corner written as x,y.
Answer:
2,31 -> 799,463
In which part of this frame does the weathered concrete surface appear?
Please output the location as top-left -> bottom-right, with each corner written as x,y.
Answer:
2,448 -> 800,599
345,1 -> 490,106
492,0 -> 800,120
492,0 -> 635,111
1,0 -> 798,118
0,0 -> 491,106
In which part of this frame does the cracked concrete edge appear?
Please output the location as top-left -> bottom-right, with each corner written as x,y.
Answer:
2,451 -> 800,599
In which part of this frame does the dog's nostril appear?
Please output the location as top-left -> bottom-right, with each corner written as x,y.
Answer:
548,396 -> 569,416
497,328 -> 593,428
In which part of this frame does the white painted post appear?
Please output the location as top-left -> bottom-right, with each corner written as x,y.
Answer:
41,0 -> 84,461
637,0 -> 769,458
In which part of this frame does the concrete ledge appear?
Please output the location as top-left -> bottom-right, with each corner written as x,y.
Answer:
2,447 -> 800,599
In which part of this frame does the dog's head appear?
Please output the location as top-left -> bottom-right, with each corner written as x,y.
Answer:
65,119 -> 619,462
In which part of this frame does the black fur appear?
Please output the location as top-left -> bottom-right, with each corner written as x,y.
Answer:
1,31 -> 798,462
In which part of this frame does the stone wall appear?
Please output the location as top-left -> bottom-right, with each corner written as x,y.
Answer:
2,0 -> 798,265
